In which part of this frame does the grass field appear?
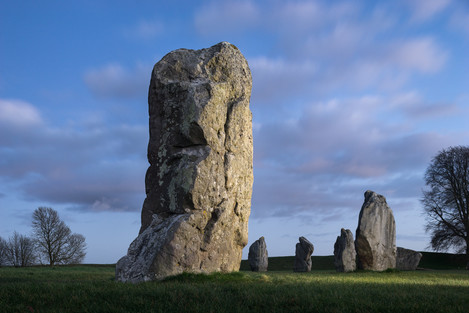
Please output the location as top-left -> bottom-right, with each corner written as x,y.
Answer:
1,253 -> 468,313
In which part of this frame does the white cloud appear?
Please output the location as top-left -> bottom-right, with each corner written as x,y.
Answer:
83,63 -> 149,99
320,36 -> 448,91
193,0 -> 360,39
0,99 -> 147,212
389,91 -> 458,119
406,0 -> 451,22
194,0 -> 259,35
390,37 -> 448,73
251,91 -> 467,218
271,0 -> 324,32
249,34 -> 447,108
0,99 -> 43,128
229,1 -> 447,107
450,10 -> 469,37
249,56 -> 316,104
123,20 -> 163,40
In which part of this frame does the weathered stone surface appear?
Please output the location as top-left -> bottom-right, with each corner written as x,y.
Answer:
396,247 -> 422,270
355,190 -> 396,271
334,228 -> 356,272
294,236 -> 314,272
248,237 -> 268,272
116,42 -> 253,282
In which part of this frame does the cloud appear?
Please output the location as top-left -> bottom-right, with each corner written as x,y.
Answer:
83,63 -> 150,99
270,0 -> 325,33
389,91 -> 458,120
0,100 -> 147,212
406,0 -> 451,22
249,57 -> 316,106
450,10 -> 469,37
251,93 -> 465,218
389,37 -> 447,73
21,156 -> 146,212
226,1 -> 448,109
123,20 -> 163,40
0,99 -> 43,128
194,0 -> 259,36
304,34 -> 447,91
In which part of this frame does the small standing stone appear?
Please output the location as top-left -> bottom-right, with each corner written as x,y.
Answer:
396,247 -> 422,270
248,237 -> 268,272
334,228 -> 357,272
294,236 -> 314,272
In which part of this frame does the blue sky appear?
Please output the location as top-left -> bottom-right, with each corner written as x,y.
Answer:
1,0 -> 469,264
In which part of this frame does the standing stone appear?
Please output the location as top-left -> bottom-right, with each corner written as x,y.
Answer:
294,236 -> 314,272
334,228 -> 356,272
248,237 -> 268,272
116,42 -> 253,282
355,190 -> 396,271
396,247 -> 422,270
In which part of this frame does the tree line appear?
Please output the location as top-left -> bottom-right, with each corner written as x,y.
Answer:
0,207 -> 86,267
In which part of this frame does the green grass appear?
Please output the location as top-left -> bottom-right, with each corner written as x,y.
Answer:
1,255 -> 468,313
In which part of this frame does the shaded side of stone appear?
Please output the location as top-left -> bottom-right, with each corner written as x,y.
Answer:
294,236 -> 314,272
396,247 -> 422,270
334,228 -> 356,272
355,190 -> 396,271
248,236 -> 268,272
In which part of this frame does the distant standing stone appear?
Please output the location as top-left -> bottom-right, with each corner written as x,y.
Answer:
396,247 -> 422,270
334,228 -> 356,272
355,190 -> 396,271
294,236 -> 314,272
248,237 -> 268,272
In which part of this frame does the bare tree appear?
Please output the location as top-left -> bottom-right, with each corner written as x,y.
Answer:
32,207 -> 86,265
0,236 -> 7,266
5,232 -> 37,267
422,146 -> 469,266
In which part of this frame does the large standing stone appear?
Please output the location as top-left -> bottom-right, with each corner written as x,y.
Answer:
248,237 -> 268,272
116,42 -> 253,282
334,228 -> 357,272
396,247 -> 422,270
294,236 -> 314,272
355,190 -> 396,271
